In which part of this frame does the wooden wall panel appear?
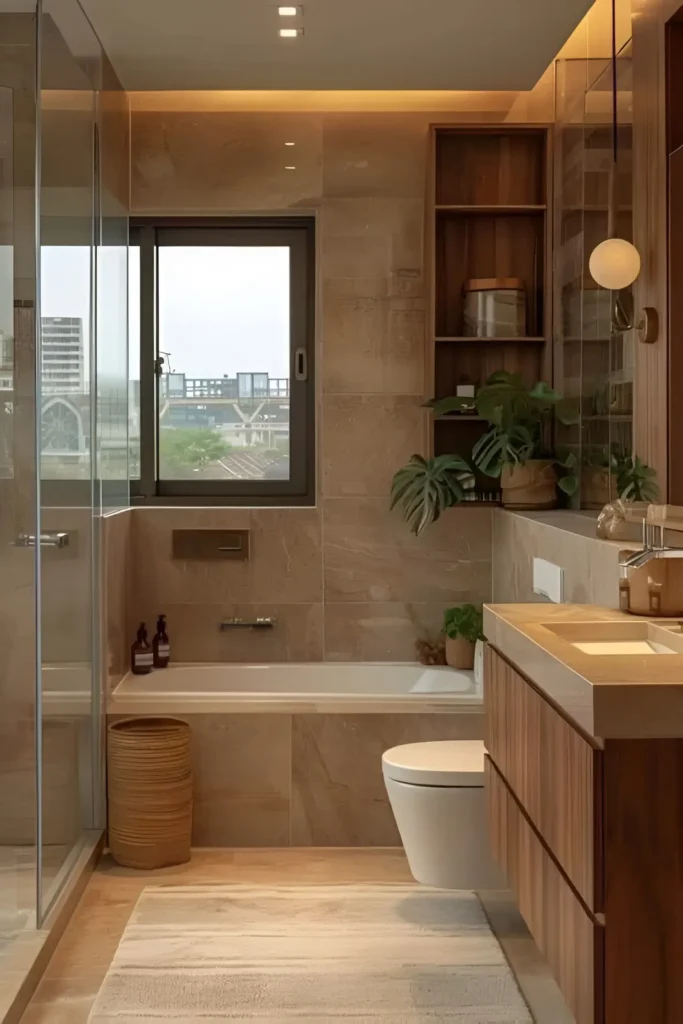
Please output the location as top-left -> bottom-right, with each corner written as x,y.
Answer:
486,757 -> 604,1024
603,738 -> 683,1024
485,645 -> 603,910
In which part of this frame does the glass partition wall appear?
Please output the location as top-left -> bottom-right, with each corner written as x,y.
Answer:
0,0 -> 129,970
554,41 -> 634,509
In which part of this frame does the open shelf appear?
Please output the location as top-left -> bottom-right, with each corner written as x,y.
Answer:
436,335 -> 546,344
428,125 -> 551,466
436,204 -> 547,213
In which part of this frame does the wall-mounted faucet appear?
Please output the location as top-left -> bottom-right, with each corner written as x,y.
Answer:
220,617 -> 276,631
620,519 -> 683,570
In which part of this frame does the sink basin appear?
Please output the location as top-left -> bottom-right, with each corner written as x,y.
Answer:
543,620 -> 683,656
572,640 -> 676,656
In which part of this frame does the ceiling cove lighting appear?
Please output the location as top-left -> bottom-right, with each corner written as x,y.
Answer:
279,27 -> 302,37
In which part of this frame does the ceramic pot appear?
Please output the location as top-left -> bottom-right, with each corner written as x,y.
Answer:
501,460 -> 557,511
445,635 -> 475,670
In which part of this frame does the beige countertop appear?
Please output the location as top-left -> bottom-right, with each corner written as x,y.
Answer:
484,603 -> 683,741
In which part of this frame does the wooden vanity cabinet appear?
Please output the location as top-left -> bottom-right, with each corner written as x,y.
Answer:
484,644 -> 683,1024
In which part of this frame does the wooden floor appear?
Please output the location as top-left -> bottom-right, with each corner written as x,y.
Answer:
18,849 -> 572,1024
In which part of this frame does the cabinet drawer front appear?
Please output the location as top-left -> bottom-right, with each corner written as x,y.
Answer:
484,645 -> 603,911
487,757 -> 603,1024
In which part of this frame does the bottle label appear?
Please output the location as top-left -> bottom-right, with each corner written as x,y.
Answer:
135,651 -> 153,667
157,644 -> 170,658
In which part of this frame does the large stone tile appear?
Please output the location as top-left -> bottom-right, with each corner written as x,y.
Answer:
188,715 -> 291,847
322,113 -> 428,199
291,713 -> 484,846
324,602 -> 452,662
491,509 -> 621,607
322,290 -> 425,395
0,718 -> 36,846
321,198 -> 423,291
132,111 -> 323,212
40,506 -> 92,666
322,396 -> 427,498
101,511 -> 131,694
129,603 -> 323,663
130,507 -> 323,607
323,499 -> 492,603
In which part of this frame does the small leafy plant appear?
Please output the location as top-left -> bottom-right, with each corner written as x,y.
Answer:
615,454 -> 659,503
442,604 -> 484,644
390,454 -> 475,536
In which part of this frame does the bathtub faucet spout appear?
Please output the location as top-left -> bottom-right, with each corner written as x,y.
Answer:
220,617 -> 277,631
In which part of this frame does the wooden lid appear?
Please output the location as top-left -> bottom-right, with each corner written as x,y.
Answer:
464,277 -> 525,292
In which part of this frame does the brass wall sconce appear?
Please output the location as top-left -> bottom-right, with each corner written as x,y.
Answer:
589,238 -> 659,345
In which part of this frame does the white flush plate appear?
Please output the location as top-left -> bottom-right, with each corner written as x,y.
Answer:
533,557 -> 564,604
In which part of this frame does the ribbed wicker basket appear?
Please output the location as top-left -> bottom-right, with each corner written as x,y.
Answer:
107,717 -> 192,870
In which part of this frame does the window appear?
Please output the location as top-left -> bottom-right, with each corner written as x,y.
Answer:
130,218 -> 315,505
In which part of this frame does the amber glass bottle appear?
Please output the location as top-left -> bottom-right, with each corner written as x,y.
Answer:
153,614 -> 171,668
131,623 -> 153,675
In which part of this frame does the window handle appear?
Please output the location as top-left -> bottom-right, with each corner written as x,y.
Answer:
295,347 -> 308,382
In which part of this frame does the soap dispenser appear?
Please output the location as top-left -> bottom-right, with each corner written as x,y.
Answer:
131,623 -> 153,675
153,614 -> 171,668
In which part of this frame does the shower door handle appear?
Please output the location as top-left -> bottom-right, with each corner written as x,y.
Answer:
15,532 -> 70,549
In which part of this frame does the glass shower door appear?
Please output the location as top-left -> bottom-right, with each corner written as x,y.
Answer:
37,0 -> 102,917
0,4 -> 39,954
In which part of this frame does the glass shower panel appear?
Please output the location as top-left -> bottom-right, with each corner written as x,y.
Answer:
38,0 -> 101,917
583,43 -> 634,506
0,2 -> 38,954
98,55 -> 130,512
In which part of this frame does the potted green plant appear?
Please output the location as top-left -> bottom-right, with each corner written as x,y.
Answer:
615,454 -> 659,502
581,450 -> 618,510
390,454 -> 475,536
430,371 -> 579,511
442,604 -> 484,670
582,450 -> 659,508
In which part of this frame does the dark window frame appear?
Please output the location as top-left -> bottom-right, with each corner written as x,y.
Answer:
130,216 -> 316,507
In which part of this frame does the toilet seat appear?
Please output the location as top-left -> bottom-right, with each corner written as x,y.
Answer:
382,740 -> 486,788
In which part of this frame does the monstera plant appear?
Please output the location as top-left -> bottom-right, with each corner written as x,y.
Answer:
429,371 -> 579,510
389,454 -> 475,536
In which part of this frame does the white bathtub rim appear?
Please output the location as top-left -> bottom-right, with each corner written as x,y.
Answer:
108,662 -> 483,715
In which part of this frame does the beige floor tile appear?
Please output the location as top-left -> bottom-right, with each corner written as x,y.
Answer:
17,850 -> 568,1024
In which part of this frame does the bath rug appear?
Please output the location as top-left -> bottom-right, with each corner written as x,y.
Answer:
87,883 -> 531,1021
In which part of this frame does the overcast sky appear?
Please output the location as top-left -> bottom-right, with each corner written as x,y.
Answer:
38,244 -> 290,383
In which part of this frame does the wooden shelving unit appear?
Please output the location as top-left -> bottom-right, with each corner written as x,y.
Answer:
426,125 -> 552,501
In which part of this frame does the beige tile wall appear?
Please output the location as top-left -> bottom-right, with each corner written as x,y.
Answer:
126,108 -> 503,662
491,509 -> 622,607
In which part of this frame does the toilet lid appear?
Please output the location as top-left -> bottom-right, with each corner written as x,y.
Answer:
382,740 -> 486,787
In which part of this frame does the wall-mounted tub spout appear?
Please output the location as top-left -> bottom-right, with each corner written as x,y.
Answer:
220,617 -> 276,631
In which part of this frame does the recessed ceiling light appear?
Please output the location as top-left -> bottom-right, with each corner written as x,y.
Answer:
285,166 -> 297,171
279,27 -> 302,37
285,141 -> 296,147
278,6 -> 300,15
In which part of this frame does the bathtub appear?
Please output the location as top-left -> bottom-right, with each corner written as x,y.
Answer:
108,662 -> 482,716
107,663 -> 483,847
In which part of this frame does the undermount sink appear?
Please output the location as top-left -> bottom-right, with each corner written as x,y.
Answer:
543,620 -> 683,656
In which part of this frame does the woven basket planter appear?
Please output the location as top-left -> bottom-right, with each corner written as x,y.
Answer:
108,717 -> 192,870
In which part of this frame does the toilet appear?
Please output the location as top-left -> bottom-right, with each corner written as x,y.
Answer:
382,740 -> 505,890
